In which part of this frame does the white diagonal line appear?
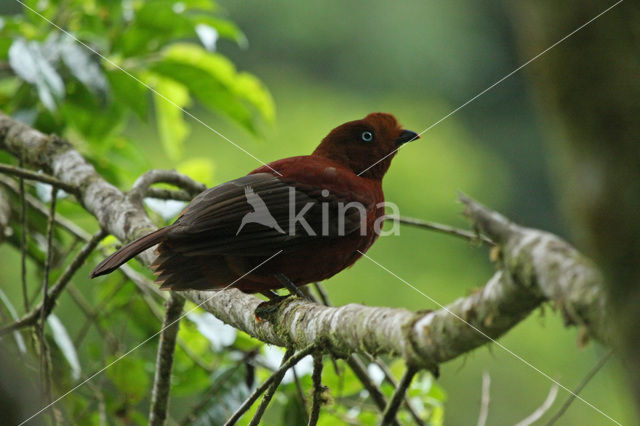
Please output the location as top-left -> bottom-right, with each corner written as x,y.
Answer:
357,0 -> 624,177
14,0 -> 282,177
18,250 -> 283,425
357,250 -> 621,425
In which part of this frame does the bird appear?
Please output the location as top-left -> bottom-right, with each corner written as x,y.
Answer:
236,186 -> 285,235
91,112 -> 419,298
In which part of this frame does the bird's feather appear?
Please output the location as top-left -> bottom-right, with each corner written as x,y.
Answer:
164,173 -> 366,257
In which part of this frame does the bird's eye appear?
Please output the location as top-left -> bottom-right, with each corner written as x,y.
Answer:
361,131 -> 374,142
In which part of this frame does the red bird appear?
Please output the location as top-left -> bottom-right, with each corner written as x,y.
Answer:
91,113 -> 418,297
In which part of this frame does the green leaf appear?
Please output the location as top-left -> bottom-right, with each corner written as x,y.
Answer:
61,83 -> 125,143
195,23 -> 218,51
0,36 -> 12,60
198,17 -> 247,47
233,331 -> 262,352
177,157 -> 215,186
191,365 -> 252,426
114,0 -> 205,57
282,385 -> 308,425
187,311 -> 236,351
151,44 -> 274,132
58,35 -> 109,98
106,69 -> 149,119
153,76 -> 191,160
8,37 -> 64,111
322,359 -> 362,397
106,356 -> 150,404
47,314 -> 82,381
178,0 -> 218,10
0,289 -> 26,354
235,71 -> 275,122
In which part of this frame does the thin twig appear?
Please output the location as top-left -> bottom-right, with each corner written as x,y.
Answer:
146,187 -> 193,202
380,366 -> 418,426
224,344 -> 317,426
545,350 -> 614,425
0,230 -> 107,336
387,215 -> 494,245
129,169 -> 205,204
477,372 -> 491,426
87,381 -> 107,426
179,350 -> 258,425
312,285 -> 420,425
308,352 -> 325,426
312,282 -> 331,306
0,163 -> 77,194
292,366 -> 309,419
248,348 -> 295,426
0,175 -> 90,241
149,292 -> 186,426
73,277 -> 127,346
362,353 -> 425,425
39,185 -> 57,418
308,286 -> 403,425
346,355 -> 390,415
67,284 -> 116,349
19,156 -> 29,312
515,384 -> 559,426
134,284 -> 213,372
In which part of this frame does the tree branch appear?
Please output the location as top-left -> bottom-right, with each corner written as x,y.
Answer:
387,214 -> 493,245
0,163 -> 77,195
0,111 -> 612,379
460,193 -> 612,344
514,384 -> 559,426
130,169 -> 205,204
0,186 -> 10,244
224,344 -> 317,426
0,229 -> 106,336
308,352 -> 325,426
149,292 -> 186,426
380,366 -> 418,425
18,156 -> 29,312
38,184 -> 57,415
477,372 -> 491,426
248,348 -> 295,426
545,349 -> 613,425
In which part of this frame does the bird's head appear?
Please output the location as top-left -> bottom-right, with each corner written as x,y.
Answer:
312,112 -> 419,180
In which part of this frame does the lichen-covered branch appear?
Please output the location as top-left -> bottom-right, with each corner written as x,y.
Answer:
0,111 -> 611,372
460,194 -> 612,344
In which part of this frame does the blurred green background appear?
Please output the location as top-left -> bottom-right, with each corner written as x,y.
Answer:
0,0 -> 634,424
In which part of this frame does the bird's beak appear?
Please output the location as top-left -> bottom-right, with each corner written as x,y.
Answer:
396,130 -> 420,146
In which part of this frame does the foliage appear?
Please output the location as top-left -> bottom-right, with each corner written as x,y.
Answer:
0,1 -> 449,424
0,0 -> 273,185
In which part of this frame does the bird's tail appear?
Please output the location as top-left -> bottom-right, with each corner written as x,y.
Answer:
90,227 -> 172,278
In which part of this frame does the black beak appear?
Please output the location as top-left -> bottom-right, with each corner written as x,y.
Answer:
396,129 -> 419,146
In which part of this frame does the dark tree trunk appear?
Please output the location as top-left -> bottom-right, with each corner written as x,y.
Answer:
509,0 -> 640,410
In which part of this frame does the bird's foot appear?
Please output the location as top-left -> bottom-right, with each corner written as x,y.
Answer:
255,293 -> 291,322
275,273 -> 313,301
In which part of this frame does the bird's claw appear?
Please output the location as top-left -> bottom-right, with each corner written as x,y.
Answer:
255,294 -> 291,322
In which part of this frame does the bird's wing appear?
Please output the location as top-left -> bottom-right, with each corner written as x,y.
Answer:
164,173 -> 368,256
